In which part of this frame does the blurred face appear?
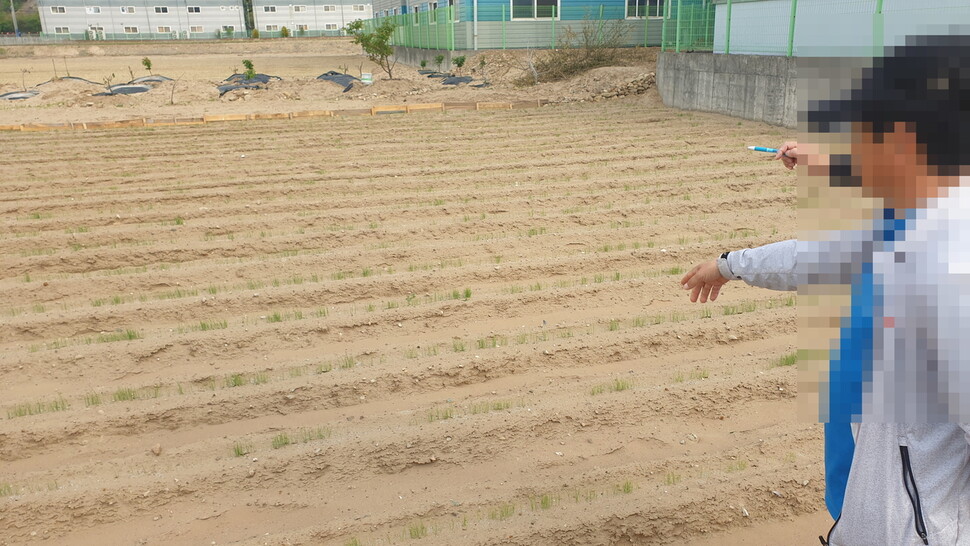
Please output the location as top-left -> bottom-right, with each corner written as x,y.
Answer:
803,122 -> 958,210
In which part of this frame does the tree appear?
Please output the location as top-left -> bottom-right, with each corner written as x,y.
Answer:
345,19 -> 398,80
452,55 -> 466,76
241,59 -> 256,80
141,57 -> 152,75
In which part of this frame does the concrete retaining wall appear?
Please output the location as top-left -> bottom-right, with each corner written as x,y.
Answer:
656,51 -> 795,128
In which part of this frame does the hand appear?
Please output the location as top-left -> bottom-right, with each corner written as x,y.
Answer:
680,260 -> 730,303
775,141 -> 798,170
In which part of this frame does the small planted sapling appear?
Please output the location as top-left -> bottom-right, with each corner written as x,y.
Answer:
434,54 -> 445,73
478,56 -> 490,85
141,57 -> 152,75
103,72 -> 115,94
452,55 -> 466,76
419,59 -> 427,70
242,59 -> 256,80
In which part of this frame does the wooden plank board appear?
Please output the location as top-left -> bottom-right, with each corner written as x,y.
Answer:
406,103 -> 445,113
204,114 -> 249,122
371,105 -> 407,115
332,108 -> 374,117
443,102 -> 478,111
9,98 -> 549,132
253,112 -> 291,120
476,102 -> 513,110
291,110 -> 333,118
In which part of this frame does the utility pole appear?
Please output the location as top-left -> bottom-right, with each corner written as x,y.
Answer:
9,0 -> 19,36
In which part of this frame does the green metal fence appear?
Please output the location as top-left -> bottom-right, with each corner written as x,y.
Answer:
365,5 -> 663,51
715,0 -> 970,58
659,0 -> 715,52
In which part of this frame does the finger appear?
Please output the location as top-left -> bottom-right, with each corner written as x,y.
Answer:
680,264 -> 700,287
710,285 -> 721,301
700,284 -> 712,303
689,285 -> 701,303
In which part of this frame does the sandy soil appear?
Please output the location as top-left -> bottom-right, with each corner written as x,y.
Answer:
0,39 -> 827,545
0,38 -> 656,125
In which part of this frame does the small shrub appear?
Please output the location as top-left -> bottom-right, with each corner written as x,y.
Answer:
141,57 -> 152,74
251,28 -> 260,39
434,54 -> 445,72
242,59 -> 256,80
280,26 -> 290,38
452,55 -> 466,75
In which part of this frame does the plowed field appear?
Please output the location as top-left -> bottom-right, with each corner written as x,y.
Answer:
0,96 -> 826,545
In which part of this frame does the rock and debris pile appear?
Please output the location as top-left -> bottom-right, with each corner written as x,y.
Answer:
592,72 -> 656,100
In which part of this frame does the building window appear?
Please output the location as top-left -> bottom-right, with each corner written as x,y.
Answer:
190,25 -> 204,32
187,5 -> 201,12
265,24 -> 278,31
263,5 -> 276,12
124,25 -> 139,33
352,4 -> 365,11
222,25 -> 235,31
323,4 -> 336,11
297,24 -> 309,31
157,25 -> 172,32
54,26 -> 70,33
511,0 -> 558,19
85,6 -> 101,14
154,6 -> 168,13
324,23 -> 337,30
626,0 -> 663,18
50,6 -> 66,13
120,5 -> 135,13
293,5 -> 307,12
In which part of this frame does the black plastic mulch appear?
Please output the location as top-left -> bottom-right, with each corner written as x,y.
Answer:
441,76 -> 473,86
36,76 -> 101,86
217,83 -> 265,95
0,90 -> 39,100
218,73 -> 281,96
224,73 -> 280,84
130,75 -> 174,84
316,71 -> 360,92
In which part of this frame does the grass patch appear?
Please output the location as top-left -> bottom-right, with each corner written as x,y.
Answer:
489,503 -> 515,520
98,329 -> 141,343
590,378 -> 634,395
7,396 -> 70,419
112,387 -> 138,402
271,433 -> 291,449
407,521 -> 427,539
427,407 -> 454,422
774,351 -> 798,367
468,400 -> 512,414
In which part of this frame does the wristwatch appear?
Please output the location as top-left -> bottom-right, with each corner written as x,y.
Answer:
717,252 -> 740,280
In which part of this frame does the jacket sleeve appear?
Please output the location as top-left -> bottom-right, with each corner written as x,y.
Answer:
717,239 -> 797,291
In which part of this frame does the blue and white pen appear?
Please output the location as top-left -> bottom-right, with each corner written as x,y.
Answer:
747,146 -> 779,153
